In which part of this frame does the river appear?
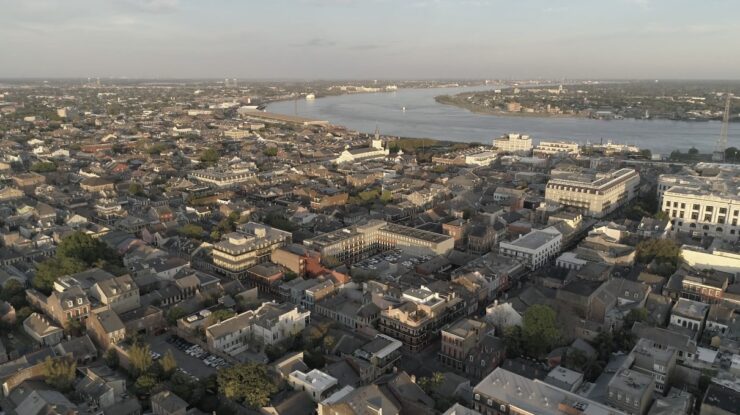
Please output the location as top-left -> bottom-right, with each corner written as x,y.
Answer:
267,86 -> 738,155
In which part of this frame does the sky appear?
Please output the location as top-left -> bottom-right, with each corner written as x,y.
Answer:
1,0 -> 739,80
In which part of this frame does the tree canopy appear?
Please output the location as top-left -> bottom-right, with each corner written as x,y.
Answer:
42,357 -> 77,392
129,342 -> 153,377
33,231 -> 121,293
636,238 -> 681,277
217,363 -> 277,408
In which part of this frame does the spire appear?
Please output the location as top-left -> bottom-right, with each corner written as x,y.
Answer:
374,125 -> 380,141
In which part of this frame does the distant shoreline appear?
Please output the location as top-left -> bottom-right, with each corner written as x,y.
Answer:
434,93 -> 737,123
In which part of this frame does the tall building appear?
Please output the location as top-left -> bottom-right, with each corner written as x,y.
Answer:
212,222 -> 292,277
493,133 -> 532,154
545,168 -> 640,218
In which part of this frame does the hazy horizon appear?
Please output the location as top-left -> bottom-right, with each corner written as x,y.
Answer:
2,0 -> 740,80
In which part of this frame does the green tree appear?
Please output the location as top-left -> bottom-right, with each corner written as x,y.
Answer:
104,348 -> 119,368
179,223 -> 205,239
33,256 -> 87,293
0,279 -> 28,309
167,306 -> 187,325
129,342 -> 153,377
135,374 -> 158,395
160,350 -> 178,378
636,239 -> 681,277
128,182 -> 145,196
263,147 -> 278,157
200,148 -> 220,165
210,309 -> 236,323
418,372 -> 444,394
217,363 -> 278,408
42,357 -> 77,392
522,305 -> 561,357
64,318 -> 84,337
57,231 -> 119,266
30,161 -> 57,173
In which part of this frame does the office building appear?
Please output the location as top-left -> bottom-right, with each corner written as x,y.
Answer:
212,222 -> 292,276
303,220 -> 454,264
493,133 -> 532,154
499,227 -> 562,270
545,168 -> 640,218
533,141 -> 580,157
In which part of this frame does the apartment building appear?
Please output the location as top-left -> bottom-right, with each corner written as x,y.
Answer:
499,227 -> 562,270
288,369 -> 338,402
212,222 -> 292,276
628,338 -> 677,394
303,220 -> 454,264
348,334 -> 403,383
188,164 -> 255,187
473,367 -> 625,415
545,168 -> 640,218
533,140 -> 580,157
670,298 -> 709,333
90,274 -> 140,314
493,133 -> 532,154
206,302 -> 310,356
606,368 -> 655,415
379,286 -> 465,353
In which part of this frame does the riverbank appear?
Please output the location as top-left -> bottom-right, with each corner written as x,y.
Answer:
435,95 -> 590,120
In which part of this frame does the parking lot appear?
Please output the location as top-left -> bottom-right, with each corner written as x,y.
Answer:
147,333 -> 222,379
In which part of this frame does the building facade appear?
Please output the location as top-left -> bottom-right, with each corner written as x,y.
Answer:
545,168 -> 640,218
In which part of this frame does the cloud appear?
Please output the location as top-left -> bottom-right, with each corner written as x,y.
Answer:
120,0 -> 180,13
347,43 -> 383,51
292,38 -> 337,48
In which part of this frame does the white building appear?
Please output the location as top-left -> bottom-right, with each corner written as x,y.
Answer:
333,130 -> 389,164
545,168 -> 640,218
680,245 -> 740,274
493,133 -> 532,154
465,151 -> 498,166
660,186 -> 740,243
288,369 -> 338,402
533,141 -> 580,157
499,227 -> 562,270
206,302 -> 310,356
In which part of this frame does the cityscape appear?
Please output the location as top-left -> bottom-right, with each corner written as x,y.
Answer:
0,2 -> 739,415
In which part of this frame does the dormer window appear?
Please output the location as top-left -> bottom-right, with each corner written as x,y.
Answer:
67,300 -> 74,307
77,298 -> 83,305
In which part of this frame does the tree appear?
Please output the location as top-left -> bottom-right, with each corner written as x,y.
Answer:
160,350 -> 178,378
418,372 -> 444,394
522,305 -> 561,357
104,348 -> 119,368
217,363 -> 278,408
57,231 -> 118,266
33,256 -> 87,293
129,342 -> 153,377
42,357 -> 76,392
128,183 -> 145,196
64,317 -> 84,337
200,148 -> 220,165
135,374 -> 158,395
263,147 -> 278,157
167,306 -> 187,325
210,309 -> 235,323
30,161 -> 57,173
688,147 -> 699,155
179,223 -> 205,239
0,279 -> 28,309
636,238 -> 681,277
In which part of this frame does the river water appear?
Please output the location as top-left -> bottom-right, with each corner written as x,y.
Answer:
267,86 -> 738,155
